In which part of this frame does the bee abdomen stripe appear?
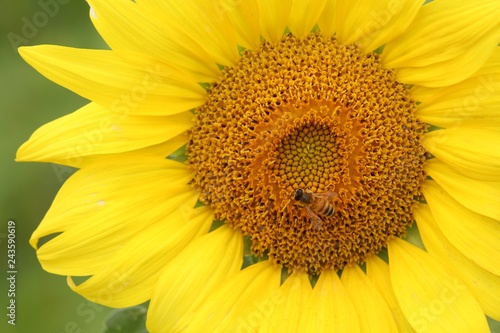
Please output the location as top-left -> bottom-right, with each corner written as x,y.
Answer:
324,205 -> 335,216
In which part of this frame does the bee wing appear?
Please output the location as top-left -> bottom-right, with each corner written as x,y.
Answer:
313,191 -> 338,201
305,206 -> 323,229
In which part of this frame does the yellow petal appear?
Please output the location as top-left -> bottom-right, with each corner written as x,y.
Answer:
170,261 -> 282,332
221,0 -> 261,51
31,156 -> 194,275
298,269 -> 360,333
360,0 -> 423,53
341,264 -> 398,333
388,238 -> 489,333
382,0 -> 500,87
146,225 -> 243,331
87,0 -> 220,82
259,273 -> 312,332
425,159 -> 500,221
129,132 -> 188,160
108,131 -> 188,164
16,102 -> 193,165
316,0 -> 336,38
140,0 -> 239,67
256,0 -> 292,43
68,206 -> 214,307
413,48 -> 500,128
288,0 -> 327,38
423,128 -> 500,181
335,0 -> 423,53
366,255 -> 416,333
423,180 -> 500,276
415,204 -> 500,320
474,46 -> 500,77
18,45 -> 206,116
52,132 -> 188,169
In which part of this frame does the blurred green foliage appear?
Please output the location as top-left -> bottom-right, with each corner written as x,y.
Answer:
103,305 -> 148,333
0,0 -> 112,332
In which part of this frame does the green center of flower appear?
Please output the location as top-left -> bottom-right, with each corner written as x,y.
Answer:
188,34 -> 427,273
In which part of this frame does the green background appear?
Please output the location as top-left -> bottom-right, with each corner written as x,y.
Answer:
0,0 -> 112,332
0,1 -> 499,333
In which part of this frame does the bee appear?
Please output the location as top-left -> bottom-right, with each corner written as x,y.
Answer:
293,188 -> 338,229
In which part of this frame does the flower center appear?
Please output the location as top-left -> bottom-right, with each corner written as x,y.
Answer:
187,34 -> 426,273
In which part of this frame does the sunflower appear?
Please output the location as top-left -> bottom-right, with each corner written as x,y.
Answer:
18,0 -> 500,332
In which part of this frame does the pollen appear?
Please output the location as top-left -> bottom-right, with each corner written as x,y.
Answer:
188,34 -> 427,273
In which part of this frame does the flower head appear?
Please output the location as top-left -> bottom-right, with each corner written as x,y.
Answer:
18,0 -> 500,332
